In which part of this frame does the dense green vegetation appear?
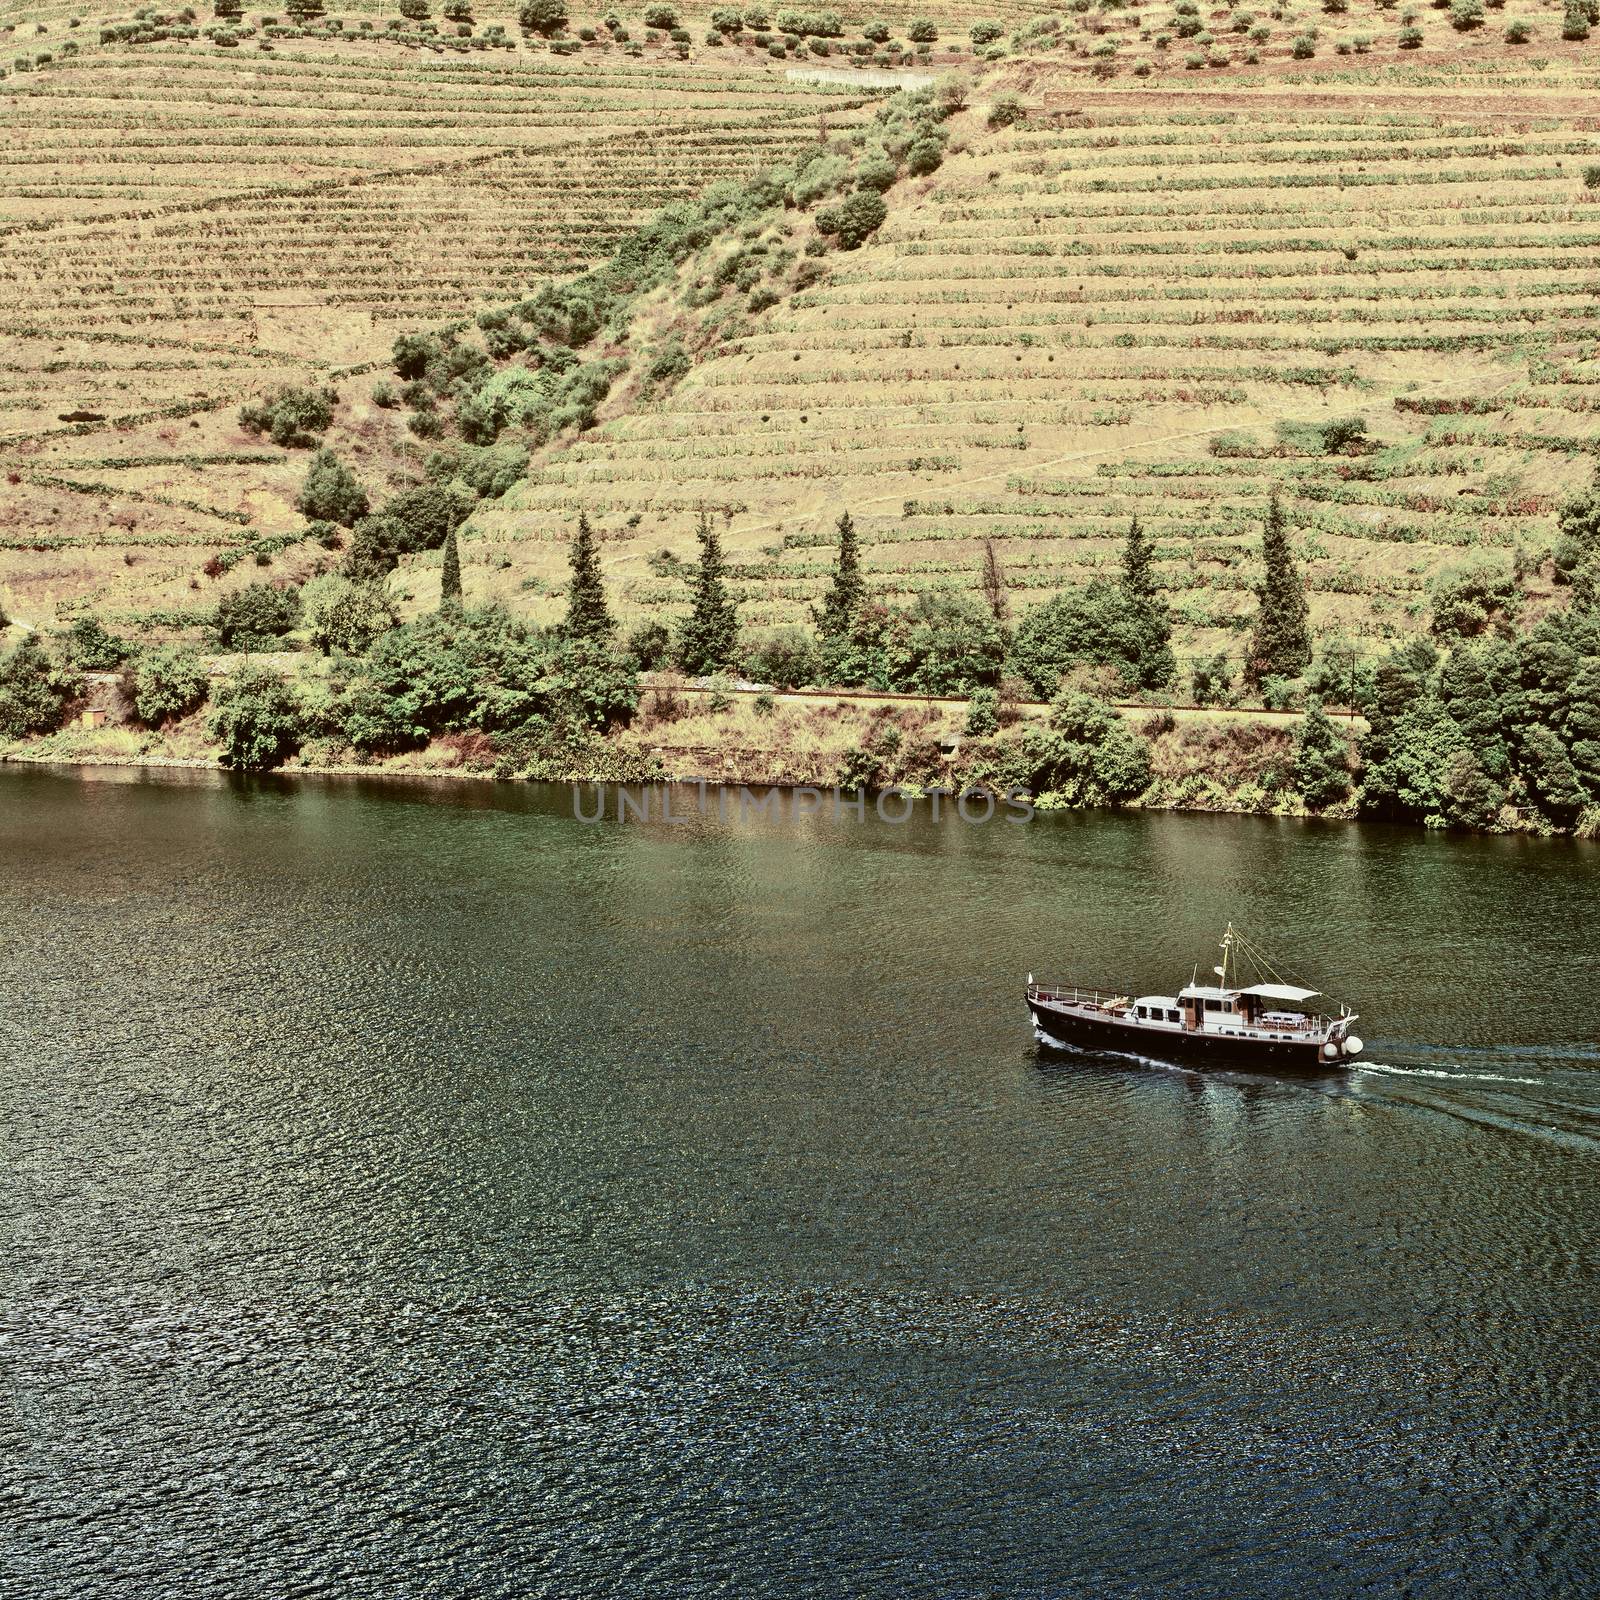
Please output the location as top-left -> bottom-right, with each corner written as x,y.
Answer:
0,637 -> 82,740
1360,615 -> 1600,829
6,476 -> 1599,832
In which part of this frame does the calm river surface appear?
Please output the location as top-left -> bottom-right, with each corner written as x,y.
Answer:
3,766 -> 1598,1599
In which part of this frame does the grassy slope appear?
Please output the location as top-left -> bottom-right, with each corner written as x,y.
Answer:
479,32 -> 1600,672
0,12 -> 886,623
1,7 -> 1597,664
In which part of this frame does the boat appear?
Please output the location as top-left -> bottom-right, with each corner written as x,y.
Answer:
1025,923 -> 1363,1070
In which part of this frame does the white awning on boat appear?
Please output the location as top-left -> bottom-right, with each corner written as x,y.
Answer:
1238,983 -> 1319,1004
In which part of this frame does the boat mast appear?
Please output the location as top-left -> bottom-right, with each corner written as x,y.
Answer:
1215,922 -> 1235,990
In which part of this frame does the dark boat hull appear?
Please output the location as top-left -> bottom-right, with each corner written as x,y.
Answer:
1028,998 -> 1336,1071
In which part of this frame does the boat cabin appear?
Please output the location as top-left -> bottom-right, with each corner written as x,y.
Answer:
1126,982 -> 1322,1036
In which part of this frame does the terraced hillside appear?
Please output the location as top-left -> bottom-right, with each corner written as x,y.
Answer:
468,55 -> 1600,660
0,19 -> 884,615
3,11 -> 1599,658
0,35 -> 877,428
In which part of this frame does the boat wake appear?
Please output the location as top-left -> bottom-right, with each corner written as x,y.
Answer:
1356,1062 -> 1543,1087
1351,1055 -> 1600,1154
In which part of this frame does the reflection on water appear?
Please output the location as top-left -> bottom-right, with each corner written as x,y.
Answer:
3,765 -> 1597,1598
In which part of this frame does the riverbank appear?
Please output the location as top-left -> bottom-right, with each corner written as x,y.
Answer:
19,677 -> 1591,834
0,685 -> 1363,826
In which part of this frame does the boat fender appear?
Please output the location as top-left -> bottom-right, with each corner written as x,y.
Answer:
1342,1035 -> 1363,1058
1323,1041 -> 1340,1060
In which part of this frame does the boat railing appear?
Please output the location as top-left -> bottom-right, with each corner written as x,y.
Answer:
1256,1011 -> 1316,1033
1027,980 -> 1129,1012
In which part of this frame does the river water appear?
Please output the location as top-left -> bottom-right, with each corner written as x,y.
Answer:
3,767 -> 1597,1598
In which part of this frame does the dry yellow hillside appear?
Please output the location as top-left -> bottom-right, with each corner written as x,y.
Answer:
462,54 -> 1600,656
0,12 -> 882,625
3,5 -> 1599,656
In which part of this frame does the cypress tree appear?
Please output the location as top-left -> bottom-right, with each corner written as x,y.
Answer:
815,510 -> 865,643
980,538 -> 1009,624
676,508 -> 740,674
1118,513 -> 1174,687
1293,697 -> 1351,810
439,525 -> 462,613
1246,494 -> 1311,685
564,511 -> 614,641
1120,512 -> 1157,603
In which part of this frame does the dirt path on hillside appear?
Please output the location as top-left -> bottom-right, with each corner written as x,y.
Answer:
1025,51 -> 1600,123
1035,86 -> 1600,121
645,679 -> 1364,729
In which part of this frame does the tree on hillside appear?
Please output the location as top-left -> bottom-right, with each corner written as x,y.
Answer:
215,582 -> 301,652
815,190 -> 887,251
1429,563 -> 1521,643
61,615 -> 131,670
1118,513 -> 1175,686
1554,454 -> 1600,611
546,638 -> 640,731
399,0 -> 430,20
815,510 -> 868,683
296,449 -> 369,528
1438,638 -> 1515,783
1443,749 -> 1506,831
1359,637 -> 1444,817
238,385 -> 333,449
0,636 -> 82,740
564,512 -> 613,641
676,509 -> 739,675
208,664 -> 304,770
345,480 -> 473,581
439,525 -> 463,614
300,575 -> 396,656
1120,512 -> 1156,603
816,510 -> 865,636
1012,580 -> 1173,697
519,0 -> 567,33
1293,697 -> 1351,810
130,645 -> 209,728
1011,690 -> 1152,807
881,590 -> 1005,696
1245,494 -> 1311,686
980,538 -> 1009,624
